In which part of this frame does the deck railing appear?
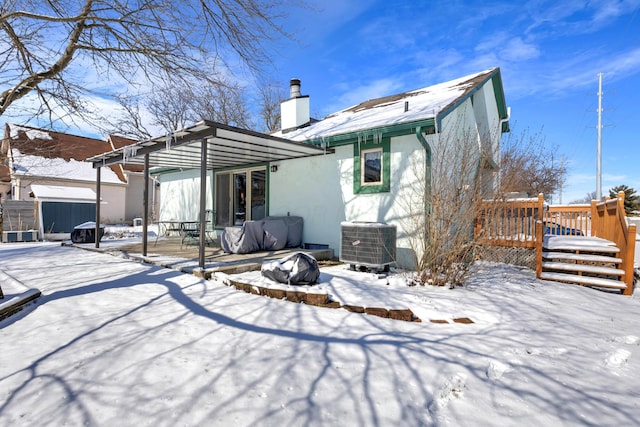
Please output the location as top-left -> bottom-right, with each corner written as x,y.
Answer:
475,192 -> 636,295
591,191 -> 637,295
474,194 -> 544,248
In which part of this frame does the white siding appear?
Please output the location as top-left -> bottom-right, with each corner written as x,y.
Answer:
158,169 -> 213,221
270,134 -> 425,269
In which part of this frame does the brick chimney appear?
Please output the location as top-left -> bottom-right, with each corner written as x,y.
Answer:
281,78 -> 310,132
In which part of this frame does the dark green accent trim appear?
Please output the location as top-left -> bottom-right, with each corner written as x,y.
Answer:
212,165 -> 269,226
415,127 -> 431,216
265,166 -> 270,216
491,70 -> 510,132
436,68 -> 510,133
353,136 -> 391,194
151,161 -> 270,176
306,119 -> 436,148
212,162 -> 269,174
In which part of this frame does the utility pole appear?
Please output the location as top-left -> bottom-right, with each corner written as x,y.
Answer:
596,72 -> 603,201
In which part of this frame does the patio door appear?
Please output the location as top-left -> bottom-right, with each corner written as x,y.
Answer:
215,167 -> 266,227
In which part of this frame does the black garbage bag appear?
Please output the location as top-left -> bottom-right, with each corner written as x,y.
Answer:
261,252 -> 320,285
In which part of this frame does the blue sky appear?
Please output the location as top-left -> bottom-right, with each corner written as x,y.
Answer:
4,1 -> 638,204
267,0 -> 640,203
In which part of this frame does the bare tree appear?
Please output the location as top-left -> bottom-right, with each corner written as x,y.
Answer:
0,0 -> 289,123
112,72 -> 253,138
193,76 -> 252,129
256,81 -> 285,132
499,128 -> 566,200
571,191 -> 598,204
398,124 -> 495,287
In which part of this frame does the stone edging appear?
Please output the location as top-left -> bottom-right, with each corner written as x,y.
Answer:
222,277 -> 422,323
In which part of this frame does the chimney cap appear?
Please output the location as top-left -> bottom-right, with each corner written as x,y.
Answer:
289,78 -> 302,98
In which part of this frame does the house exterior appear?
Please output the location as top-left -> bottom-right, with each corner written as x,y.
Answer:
151,68 -> 509,269
0,124 -> 152,239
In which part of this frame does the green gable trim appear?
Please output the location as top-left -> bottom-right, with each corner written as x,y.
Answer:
434,68 -> 509,133
305,118 -> 436,148
491,70 -> 510,133
353,136 -> 391,194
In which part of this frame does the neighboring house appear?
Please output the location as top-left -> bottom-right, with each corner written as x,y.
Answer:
0,124 -> 151,239
107,134 -> 160,222
150,68 -> 509,269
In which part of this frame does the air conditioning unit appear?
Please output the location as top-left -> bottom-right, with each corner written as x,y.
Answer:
340,222 -> 396,271
2,230 -> 39,243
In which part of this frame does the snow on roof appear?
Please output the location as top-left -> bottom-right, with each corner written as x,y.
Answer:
4,123 -> 127,183
9,124 -> 53,141
276,68 -> 497,142
12,148 -> 123,184
30,184 -> 97,202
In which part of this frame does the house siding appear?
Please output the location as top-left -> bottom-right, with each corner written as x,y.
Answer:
157,169 -> 213,222
269,134 -> 426,269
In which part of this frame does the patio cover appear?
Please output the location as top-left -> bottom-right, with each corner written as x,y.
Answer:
86,120 -> 333,268
87,120 -> 332,170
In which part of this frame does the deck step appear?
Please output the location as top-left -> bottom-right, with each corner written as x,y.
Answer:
542,251 -> 622,264
540,272 -> 626,290
542,261 -> 624,276
542,242 -> 620,254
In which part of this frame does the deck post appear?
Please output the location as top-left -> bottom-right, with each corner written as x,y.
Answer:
95,166 -> 101,249
535,220 -> 543,279
198,138 -> 207,269
590,200 -> 598,237
623,223 -> 636,296
142,153 -> 149,256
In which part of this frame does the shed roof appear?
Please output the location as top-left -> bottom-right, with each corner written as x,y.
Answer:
30,184 -> 97,202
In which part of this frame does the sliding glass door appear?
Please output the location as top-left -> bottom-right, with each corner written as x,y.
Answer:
215,167 -> 266,227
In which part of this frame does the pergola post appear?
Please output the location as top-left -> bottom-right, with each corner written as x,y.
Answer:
198,138 -> 207,269
142,153 -> 150,256
95,166 -> 101,248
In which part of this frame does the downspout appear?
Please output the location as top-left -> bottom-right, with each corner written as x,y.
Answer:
415,125 -> 432,271
496,106 -> 511,191
415,126 -> 431,216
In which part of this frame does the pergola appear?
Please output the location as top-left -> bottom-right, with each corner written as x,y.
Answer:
88,120 -> 332,269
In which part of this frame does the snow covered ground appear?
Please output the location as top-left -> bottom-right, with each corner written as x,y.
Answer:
1,241 -> 639,426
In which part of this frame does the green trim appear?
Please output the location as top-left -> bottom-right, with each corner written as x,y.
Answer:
353,136 -> 390,194
436,68 -> 509,133
307,119 -> 436,148
211,162 -> 269,174
211,165 -> 269,227
491,70 -> 510,132
415,127 -> 431,216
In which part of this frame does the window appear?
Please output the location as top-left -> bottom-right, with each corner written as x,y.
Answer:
361,148 -> 382,185
353,136 -> 390,194
215,167 -> 267,227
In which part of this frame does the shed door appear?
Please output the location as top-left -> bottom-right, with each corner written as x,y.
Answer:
41,202 -> 96,233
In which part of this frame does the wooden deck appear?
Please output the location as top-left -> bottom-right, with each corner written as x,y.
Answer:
91,236 -> 336,278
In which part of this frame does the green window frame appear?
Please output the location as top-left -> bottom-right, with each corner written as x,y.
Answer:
353,136 -> 390,194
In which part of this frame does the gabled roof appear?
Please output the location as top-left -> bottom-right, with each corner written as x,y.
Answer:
1,123 -> 126,184
276,68 -> 508,145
